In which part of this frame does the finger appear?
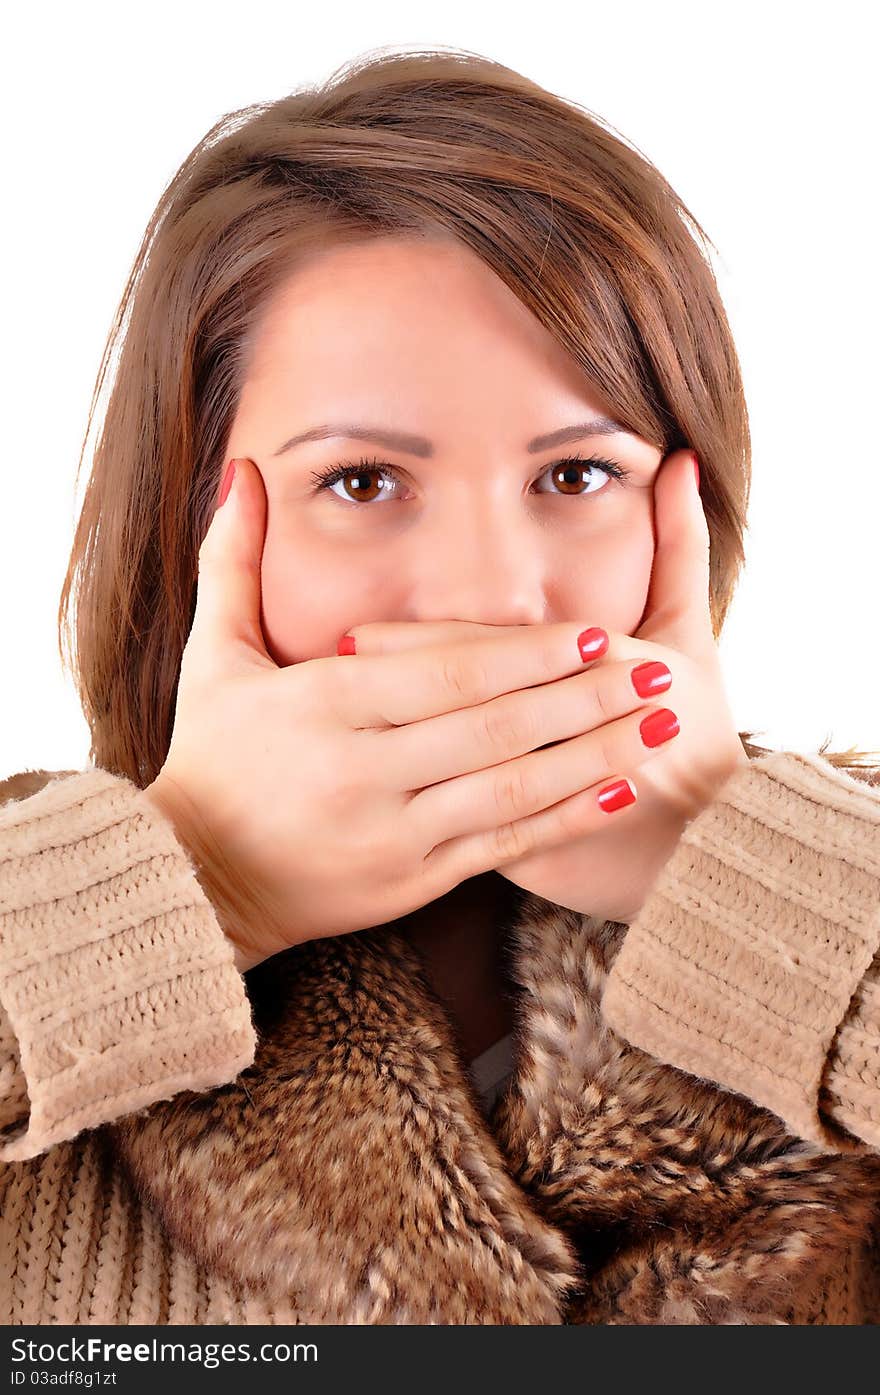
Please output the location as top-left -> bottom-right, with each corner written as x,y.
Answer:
636,449 -> 713,653
442,772 -> 640,883
191,457 -> 275,675
329,621 -> 615,730
422,703 -> 679,881
338,620 -> 489,656
375,654 -> 673,792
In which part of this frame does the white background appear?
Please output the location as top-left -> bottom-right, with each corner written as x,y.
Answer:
2,0 -> 877,780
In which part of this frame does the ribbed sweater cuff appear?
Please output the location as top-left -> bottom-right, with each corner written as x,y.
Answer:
0,768 -> 257,1163
601,751 -> 880,1152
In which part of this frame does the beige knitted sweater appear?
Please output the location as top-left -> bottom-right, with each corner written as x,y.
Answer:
1,751 -> 879,1325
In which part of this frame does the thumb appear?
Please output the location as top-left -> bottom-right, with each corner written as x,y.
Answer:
634,449 -> 713,653
191,456 -> 275,672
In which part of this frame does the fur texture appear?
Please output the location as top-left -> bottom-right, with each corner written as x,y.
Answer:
105,892 -> 880,1324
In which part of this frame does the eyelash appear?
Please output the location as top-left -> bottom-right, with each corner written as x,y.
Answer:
307,452 -> 632,503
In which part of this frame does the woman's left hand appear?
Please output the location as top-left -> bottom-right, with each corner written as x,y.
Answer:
337,450 -> 749,924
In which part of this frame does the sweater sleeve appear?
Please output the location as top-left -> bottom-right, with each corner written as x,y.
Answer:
601,750 -> 880,1154
0,766 -> 257,1164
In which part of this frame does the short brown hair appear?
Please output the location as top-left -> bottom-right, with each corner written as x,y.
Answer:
58,45 -> 879,787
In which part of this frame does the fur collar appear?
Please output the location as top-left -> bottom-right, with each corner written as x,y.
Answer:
106,889 -> 880,1324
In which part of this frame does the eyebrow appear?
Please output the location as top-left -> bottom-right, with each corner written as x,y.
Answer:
272,415 -> 627,459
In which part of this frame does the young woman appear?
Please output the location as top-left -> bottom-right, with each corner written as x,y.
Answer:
2,47 -> 879,1326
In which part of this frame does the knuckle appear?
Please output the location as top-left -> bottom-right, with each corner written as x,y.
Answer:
555,789 -> 592,838
480,698 -> 537,757
296,655 -> 352,726
492,760 -> 533,821
534,633 -> 562,679
325,767 -> 373,827
596,722 -> 620,772
441,651 -> 489,705
317,765 -> 358,817
312,732 -> 366,813
590,675 -> 614,725
304,654 -> 341,713
488,816 -> 532,864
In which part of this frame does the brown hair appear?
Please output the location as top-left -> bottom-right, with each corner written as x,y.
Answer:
57,44 -> 880,789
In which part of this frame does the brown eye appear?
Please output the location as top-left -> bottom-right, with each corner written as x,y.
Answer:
309,451 -> 630,507
532,455 -> 626,497
333,466 -> 390,503
309,456 -> 405,505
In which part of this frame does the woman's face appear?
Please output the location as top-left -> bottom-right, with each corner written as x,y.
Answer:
225,234 -> 665,665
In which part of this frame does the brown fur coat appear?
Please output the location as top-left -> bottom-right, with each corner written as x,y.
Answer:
104,888 -> 880,1324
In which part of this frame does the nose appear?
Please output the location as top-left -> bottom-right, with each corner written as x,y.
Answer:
410,492 -> 549,627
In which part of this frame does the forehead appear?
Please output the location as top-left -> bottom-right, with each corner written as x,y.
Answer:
243,234 -> 592,401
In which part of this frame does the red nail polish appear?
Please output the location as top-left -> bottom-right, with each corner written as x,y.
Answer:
217,460 -> 236,509
597,778 -> 636,813
337,634 -> 356,656
631,661 -> 672,698
640,709 -> 680,747
578,627 -> 608,663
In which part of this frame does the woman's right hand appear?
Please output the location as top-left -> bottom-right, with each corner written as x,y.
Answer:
143,457 -> 677,974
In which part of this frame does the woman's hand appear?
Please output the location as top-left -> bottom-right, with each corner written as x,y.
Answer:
339,450 -> 748,925
146,455 -> 718,978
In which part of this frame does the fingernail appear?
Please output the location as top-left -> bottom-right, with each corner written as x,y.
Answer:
597,778 -> 636,814
631,661 -> 672,698
217,460 -> 236,509
577,627 -> 609,663
640,709 -> 680,747
337,634 -> 356,656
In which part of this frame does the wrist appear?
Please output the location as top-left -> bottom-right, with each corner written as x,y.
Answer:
139,776 -> 267,975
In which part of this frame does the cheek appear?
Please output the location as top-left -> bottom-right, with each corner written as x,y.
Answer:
258,532 -> 402,665
555,521 -> 655,636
